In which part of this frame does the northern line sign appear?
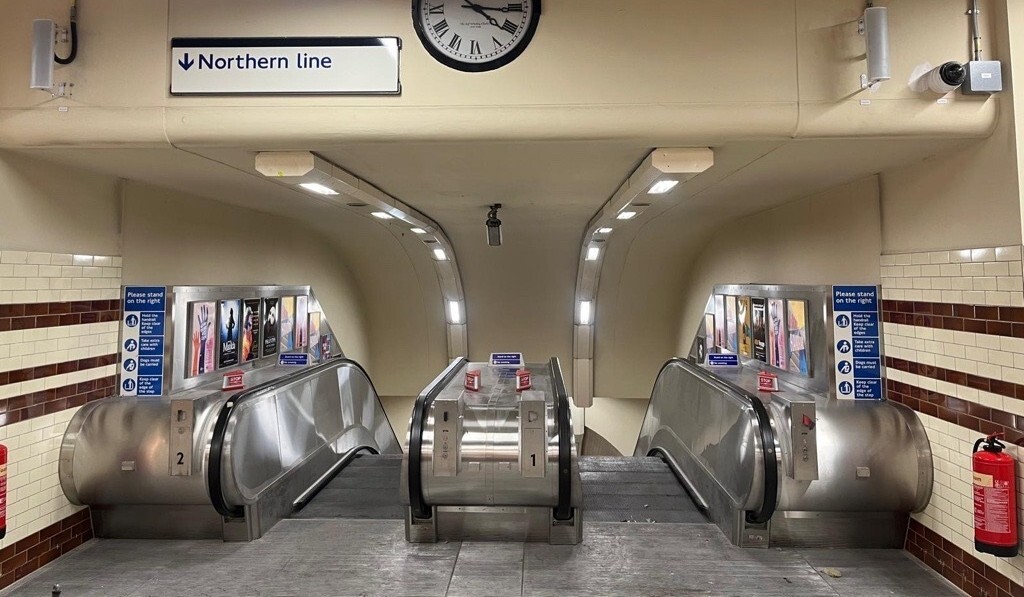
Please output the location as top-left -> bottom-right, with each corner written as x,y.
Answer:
170,37 -> 401,95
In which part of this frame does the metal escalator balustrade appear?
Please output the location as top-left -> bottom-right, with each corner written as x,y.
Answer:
403,357 -> 582,544
636,357 -> 932,548
59,357 -> 401,541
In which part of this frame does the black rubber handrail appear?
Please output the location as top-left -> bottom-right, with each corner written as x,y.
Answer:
648,358 -> 779,525
207,357 -> 393,518
407,357 -> 468,520
549,357 -> 574,521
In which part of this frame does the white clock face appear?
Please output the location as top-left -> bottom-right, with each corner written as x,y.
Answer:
414,0 -> 540,72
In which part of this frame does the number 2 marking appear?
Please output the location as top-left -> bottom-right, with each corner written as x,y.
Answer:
176,452 -> 185,465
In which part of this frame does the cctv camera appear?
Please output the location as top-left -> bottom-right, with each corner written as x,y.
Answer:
926,61 -> 967,94
485,204 -> 502,247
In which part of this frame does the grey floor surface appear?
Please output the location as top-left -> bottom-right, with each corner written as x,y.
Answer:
2,519 -> 961,597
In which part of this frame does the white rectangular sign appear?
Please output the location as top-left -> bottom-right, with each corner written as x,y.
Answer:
170,37 -> 401,95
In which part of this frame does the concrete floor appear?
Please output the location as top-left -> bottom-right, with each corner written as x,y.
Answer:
2,519 -> 961,597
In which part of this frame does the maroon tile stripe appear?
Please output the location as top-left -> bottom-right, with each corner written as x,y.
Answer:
0,354 -> 117,388
907,519 -> 1023,597
0,376 -> 116,428
888,379 -> 1024,446
0,509 -> 92,590
883,299 -> 1024,339
0,300 -> 122,333
886,356 -> 1024,402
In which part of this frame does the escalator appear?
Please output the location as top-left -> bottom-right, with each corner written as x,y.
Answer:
60,357 -> 403,540
634,357 -> 932,548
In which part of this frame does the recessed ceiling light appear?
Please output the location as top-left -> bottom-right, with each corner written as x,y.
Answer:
579,301 -> 593,325
410,228 -> 427,234
433,249 -> 448,261
586,247 -> 600,261
616,211 -> 637,220
648,180 -> 679,195
371,212 -> 393,220
448,301 -> 462,324
299,182 -> 338,195
597,227 -> 613,234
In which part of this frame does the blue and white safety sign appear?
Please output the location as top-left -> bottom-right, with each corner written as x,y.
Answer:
121,286 -> 166,397
707,353 -> 740,367
490,353 -> 525,367
279,353 -> 311,366
832,285 -> 883,400
170,37 -> 401,95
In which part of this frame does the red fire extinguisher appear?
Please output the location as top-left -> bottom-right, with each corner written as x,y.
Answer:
0,442 -> 7,539
973,433 -> 1018,557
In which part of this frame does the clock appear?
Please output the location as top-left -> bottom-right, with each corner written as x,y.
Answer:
412,0 -> 541,72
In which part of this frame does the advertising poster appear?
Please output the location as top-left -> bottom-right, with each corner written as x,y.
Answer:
714,295 -> 726,349
737,297 -> 752,358
768,299 -> 788,369
787,300 -> 809,375
279,296 -> 295,351
242,299 -> 261,362
296,295 -> 309,349
704,313 -> 715,354
218,299 -> 242,368
320,333 -> 332,360
751,298 -> 767,362
309,312 -> 322,361
725,296 -> 738,353
262,297 -> 280,356
188,301 -> 216,377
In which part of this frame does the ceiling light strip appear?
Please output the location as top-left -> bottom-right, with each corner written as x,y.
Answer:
571,148 -> 713,409
256,151 -> 468,359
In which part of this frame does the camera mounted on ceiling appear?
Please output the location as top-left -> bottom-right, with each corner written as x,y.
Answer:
486,204 -> 503,247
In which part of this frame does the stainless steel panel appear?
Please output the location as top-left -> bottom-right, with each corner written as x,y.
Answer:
432,398 -> 461,477
636,355 -> 933,548
60,359 -> 401,539
415,363 -> 581,509
169,399 -> 195,476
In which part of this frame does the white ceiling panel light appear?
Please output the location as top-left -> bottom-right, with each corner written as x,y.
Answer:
648,180 -> 679,195
255,150 -> 468,360
298,182 -> 338,195
572,147 -> 714,409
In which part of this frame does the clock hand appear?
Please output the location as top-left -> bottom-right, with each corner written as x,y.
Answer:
461,1 -> 501,27
462,3 -> 513,12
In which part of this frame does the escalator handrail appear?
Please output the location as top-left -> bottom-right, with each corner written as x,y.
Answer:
549,357 -> 574,521
407,357 -> 468,520
649,357 -> 778,525
207,356 -> 392,518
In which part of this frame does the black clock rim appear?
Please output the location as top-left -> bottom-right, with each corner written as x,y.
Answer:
411,0 -> 541,73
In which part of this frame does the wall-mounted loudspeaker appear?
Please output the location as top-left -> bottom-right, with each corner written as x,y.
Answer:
30,19 -> 55,90
861,7 -> 890,89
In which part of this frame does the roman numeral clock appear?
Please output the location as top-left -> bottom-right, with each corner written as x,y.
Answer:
412,0 -> 541,72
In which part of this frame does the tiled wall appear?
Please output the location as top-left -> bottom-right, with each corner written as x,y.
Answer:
883,246 -> 1024,594
0,251 -> 122,589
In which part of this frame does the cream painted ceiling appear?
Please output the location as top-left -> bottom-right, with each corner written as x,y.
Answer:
21,135 -> 977,257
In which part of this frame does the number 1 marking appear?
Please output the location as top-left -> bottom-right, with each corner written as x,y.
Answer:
530,453 -> 536,467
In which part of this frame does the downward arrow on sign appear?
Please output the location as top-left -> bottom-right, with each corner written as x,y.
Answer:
178,53 -> 195,71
